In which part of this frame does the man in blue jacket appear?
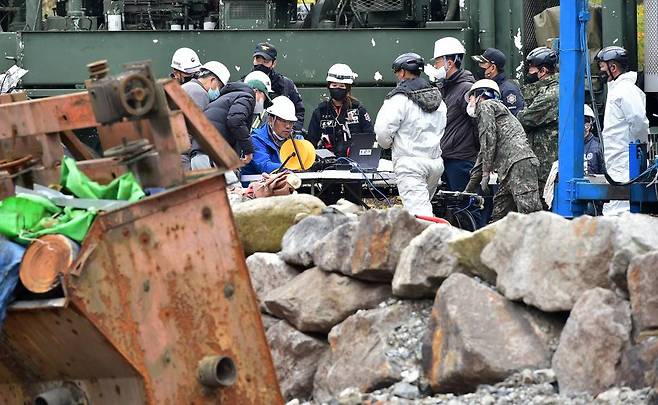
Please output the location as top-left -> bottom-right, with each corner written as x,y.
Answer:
242,96 -> 300,177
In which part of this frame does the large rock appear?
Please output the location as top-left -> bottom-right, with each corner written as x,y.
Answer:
232,194 -> 325,255
313,222 -> 357,275
263,268 -> 391,333
445,217 -> 509,284
552,288 -> 632,396
627,251 -> 658,333
481,211 -> 617,312
280,212 -> 353,268
609,213 -> 658,292
246,253 -> 299,308
618,336 -> 658,390
313,300 -> 431,403
266,320 -> 329,401
349,208 -> 428,282
392,224 -> 468,298
422,273 -> 563,394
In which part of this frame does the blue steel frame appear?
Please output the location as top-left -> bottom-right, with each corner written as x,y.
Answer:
554,0 -> 657,217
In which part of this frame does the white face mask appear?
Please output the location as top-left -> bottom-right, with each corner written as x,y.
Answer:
254,99 -> 265,114
466,97 -> 479,118
434,66 -> 446,81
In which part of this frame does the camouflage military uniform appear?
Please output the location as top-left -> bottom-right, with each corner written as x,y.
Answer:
516,74 -> 559,202
475,99 -> 542,222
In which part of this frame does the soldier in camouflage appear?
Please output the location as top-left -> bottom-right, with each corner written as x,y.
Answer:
516,47 -> 559,205
464,79 -> 542,222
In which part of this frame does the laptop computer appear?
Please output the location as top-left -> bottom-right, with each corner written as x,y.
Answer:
348,133 -> 381,172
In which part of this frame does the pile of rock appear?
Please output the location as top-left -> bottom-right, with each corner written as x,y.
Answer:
238,196 -> 658,404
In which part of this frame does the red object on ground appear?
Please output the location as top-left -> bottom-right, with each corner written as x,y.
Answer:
415,215 -> 451,225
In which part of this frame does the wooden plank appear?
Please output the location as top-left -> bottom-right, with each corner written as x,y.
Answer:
170,110 -> 191,154
61,130 -> 96,160
0,92 -> 98,139
162,79 -> 241,171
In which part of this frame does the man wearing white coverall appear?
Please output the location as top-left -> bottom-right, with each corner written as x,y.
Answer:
595,46 -> 649,215
375,53 -> 446,216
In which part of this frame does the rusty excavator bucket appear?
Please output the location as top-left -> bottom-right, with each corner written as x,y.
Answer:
0,61 -> 283,404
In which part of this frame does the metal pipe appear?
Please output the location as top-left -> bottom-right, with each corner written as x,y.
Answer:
477,0 -> 495,50
554,0 -> 588,217
197,356 -> 237,388
34,386 -> 78,405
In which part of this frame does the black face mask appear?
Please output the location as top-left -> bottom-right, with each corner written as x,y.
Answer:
253,64 -> 272,76
329,88 -> 348,101
526,71 -> 539,84
599,70 -> 610,82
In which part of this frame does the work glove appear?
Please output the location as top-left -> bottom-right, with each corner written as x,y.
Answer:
480,172 -> 490,195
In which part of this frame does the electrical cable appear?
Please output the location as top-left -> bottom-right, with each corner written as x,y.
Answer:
334,157 -> 392,207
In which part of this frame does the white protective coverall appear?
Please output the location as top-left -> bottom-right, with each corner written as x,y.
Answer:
601,71 -> 649,215
375,94 -> 446,216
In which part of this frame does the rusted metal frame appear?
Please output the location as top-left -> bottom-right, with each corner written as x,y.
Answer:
0,172 -> 14,199
0,92 -> 28,105
31,132 -> 65,187
60,130 -> 95,160
99,112 -> 189,154
0,92 -> 98,140
75,158 -> 127,184
162,79 -> 242,171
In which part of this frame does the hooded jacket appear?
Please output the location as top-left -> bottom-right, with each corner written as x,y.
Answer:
374,77 -> 446,162
601,71 -> 649,183
439,69 -> 479,161
192,82 -> 256,158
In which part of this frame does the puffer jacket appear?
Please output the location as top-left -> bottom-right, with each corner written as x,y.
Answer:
191,82 -> 255,158
374,77 -> 446,162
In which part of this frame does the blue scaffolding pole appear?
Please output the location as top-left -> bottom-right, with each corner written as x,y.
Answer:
553,0 -> 588,217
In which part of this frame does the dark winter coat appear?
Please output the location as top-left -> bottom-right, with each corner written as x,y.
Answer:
307,98 -> 374,157
439,69 -> 479,161
585,132 -> 604,175
493,73 -> 525,116
192,82 -> 256,158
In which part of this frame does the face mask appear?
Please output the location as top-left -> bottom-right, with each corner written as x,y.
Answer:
434,66 -> 447,81
254,99 -> 265,114
208,87 -> 220,102
526,71 -> 539,84
253,64 -> 272,76
584,121 -> 592,135
480,65 -> 494,79
599,70 -> 610,82
329,88 -> 348,101
466,96 -> 479,118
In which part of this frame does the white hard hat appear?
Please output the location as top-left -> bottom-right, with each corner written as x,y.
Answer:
584,104 -> 596,119
171,47 -> 202,74
326,63 -> 358,84
267,96 -> 297,122
465,79 -> 501,100
433,37 -> 467,61
201,61 -> 230,86
244,70 -> 272,92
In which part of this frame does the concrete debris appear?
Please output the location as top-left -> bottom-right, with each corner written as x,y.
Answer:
266,320 -> 329,401
392,224 -> 468,299
553,288 -> 632,396
233,194 -> 325,255
263,268 -> 391,333
481,212 -> 616,312
423,273 -> 563,394
281,212 -> 354,268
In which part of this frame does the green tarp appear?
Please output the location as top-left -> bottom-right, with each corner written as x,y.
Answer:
0,157 -> 145,244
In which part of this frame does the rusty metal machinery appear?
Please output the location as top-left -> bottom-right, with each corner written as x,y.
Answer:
0,62 -> 282,404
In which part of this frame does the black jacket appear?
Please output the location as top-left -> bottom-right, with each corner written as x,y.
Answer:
493,73 -> 525,116
439,69 -> 479,161
307,98 -> 374,157
193,82 -> 255,157
270,71 -> 305,131
585,132 -> 604,175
